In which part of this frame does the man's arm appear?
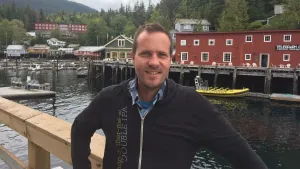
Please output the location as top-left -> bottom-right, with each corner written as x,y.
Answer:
190,91 -> 268,169
71,92 -> 104,169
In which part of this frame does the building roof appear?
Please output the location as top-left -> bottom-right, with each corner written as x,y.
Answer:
47,38 -> 66,43
176,29 -> 300,35
75,46 -> 105,52
68,44 -> 80,47
104,35 -> 133,47
175,19 -> 211,25
6,45 -> 24,50
58,48 -> 74,51
28,44 -> 50,49
26,32 -> 36,37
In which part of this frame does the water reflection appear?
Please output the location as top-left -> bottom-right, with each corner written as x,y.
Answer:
0,69 -> 299,169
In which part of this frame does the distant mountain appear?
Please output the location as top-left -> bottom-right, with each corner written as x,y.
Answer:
0,0 -> 98,13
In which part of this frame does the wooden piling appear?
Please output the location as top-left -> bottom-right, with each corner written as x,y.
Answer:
130,67 -> 134,78
125,62 -> 128,80
264,68 -> 272,94
197,66 -> 201,76
115,62 -> 119,84
120,67 -> 123,82
232,67 -> 237,89
102,62 -> 105,88
214,66 -> 218,87
180,65 -> 184,85
293,69 -> 298,95
111,66 -> 115,84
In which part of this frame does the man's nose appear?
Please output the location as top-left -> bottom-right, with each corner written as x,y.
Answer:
148,54 -> 160,67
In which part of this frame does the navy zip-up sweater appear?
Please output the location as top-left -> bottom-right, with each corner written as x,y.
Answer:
71,78 -> 268,169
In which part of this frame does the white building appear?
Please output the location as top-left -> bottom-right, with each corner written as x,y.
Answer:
5,45 -> 27,57
58,48 -> 74,54
174,19 -> 211,33
46,38 -> 66,47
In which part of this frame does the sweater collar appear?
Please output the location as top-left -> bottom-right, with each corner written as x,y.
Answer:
128,78 -> 166,105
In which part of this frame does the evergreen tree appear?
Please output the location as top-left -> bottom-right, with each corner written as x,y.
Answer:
218,0 -> 249,31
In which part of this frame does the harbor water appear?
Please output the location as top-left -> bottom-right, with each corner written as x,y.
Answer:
0,69 -> 299,169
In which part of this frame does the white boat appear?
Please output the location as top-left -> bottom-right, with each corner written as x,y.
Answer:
77,66 -> 88,71
28,64 -> 42,71
58,63 -> 65,70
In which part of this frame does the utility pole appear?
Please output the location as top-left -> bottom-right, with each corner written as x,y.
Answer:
5,32 -> 8,67
97,35 -> 99,46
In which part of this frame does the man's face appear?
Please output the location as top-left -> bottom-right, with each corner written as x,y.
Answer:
132,31 -> 171,90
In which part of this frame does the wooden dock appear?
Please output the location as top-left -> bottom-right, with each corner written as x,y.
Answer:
89,60 -> 300,95
0,87 -> 56,99
270,93 -> 300,102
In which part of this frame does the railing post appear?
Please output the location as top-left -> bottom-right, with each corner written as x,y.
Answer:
28,140 -> 50,169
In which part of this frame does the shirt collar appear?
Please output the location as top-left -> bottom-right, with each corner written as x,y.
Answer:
128,78 -> 166,105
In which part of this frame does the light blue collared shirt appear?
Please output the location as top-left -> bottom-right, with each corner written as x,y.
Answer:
128,78 -> 166,118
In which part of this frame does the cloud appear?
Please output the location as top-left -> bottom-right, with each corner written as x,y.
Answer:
70,0 -> 160,11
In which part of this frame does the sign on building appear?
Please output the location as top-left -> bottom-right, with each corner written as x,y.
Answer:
274,4 -> 284,15
276,45 -> 300,51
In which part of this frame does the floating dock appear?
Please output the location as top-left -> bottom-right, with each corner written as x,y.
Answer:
270,93 -> 300,102
246,92 -> 270,99
0,87 -> 56,99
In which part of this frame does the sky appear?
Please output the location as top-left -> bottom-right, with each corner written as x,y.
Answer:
70,0 -> 160,11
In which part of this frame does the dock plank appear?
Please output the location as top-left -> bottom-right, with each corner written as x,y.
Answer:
0,87 -> 55,99
270,93 -> 300,102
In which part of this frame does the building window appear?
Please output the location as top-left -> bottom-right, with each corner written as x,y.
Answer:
203,25 -> 209,31
118,39 -> 125,47
119,52 -> 126,58
245,54 -> 251,60
111,51 -> 118,59
284,35 -> 291,42
245,35 -> 252,42
181,52 -> 188,61
226,39 -> 233,45
194,40 -> 200,46
283,54 -> 290,61
223,52 -> 231,62
173,33 -> 176,39
201,52 -> 209,62
106,52 -> 111,58
181,40 -> 186,46
208,39 -> 215,46
264,35 -> 271,42
183,24 -> 191,29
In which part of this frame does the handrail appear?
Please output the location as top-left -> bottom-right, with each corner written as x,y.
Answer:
0,97 -> 106,169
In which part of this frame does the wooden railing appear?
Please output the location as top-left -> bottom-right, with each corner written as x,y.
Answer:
0,97 -> 106,169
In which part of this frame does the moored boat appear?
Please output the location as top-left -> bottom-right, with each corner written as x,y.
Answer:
28,64 -> 42,71
194,75 -> 249,97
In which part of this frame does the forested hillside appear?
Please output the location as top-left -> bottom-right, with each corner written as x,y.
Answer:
0,0 -> 299,47
0,0 -> 97,13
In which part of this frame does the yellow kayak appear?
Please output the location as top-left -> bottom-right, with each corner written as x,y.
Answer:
196,87 -> 250,97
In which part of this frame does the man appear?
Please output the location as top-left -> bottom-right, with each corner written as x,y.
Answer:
71,23 -> 268,169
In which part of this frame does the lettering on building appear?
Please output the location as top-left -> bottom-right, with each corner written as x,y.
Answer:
276,45 -> 300,51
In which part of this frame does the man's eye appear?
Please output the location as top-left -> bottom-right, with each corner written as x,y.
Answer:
158,53 -> 168,58
140,52 -> 151,57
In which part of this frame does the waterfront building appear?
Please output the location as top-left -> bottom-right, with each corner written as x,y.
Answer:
103,35 -> 133,61
175,30 -> 300,68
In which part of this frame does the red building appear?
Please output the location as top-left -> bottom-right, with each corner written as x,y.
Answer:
34,22 -> 87,33
175,30 -> 300,68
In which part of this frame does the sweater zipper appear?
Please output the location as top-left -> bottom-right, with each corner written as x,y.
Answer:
137,106 -> 152,169
138,116 -> 145,169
